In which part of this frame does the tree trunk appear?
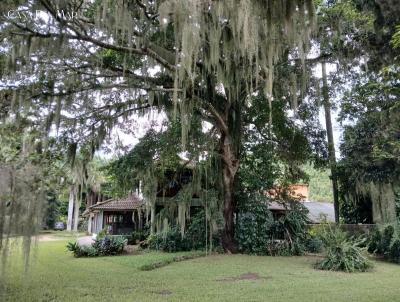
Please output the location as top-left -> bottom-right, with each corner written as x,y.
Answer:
66,185 -> 75,231
220,133 -> 239,253
322,62 -> 340,223
73,187 -> 80,232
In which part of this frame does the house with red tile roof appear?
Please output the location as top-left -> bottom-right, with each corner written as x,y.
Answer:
84,193 -> 145,235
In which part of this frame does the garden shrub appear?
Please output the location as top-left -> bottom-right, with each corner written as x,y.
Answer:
92,236 -> 127,256
97,227 -> 109,239
185,210 -> 221,250
129,226 -> 150,244
235,193 -> 310,255
368,224 -> 400,263
381,225 -> 395,254
265,240 -> 291,256
282,202 -> 310,255
389,235 -> 400,263
66,242 -> 99,257
128,231 -> 141,245
367,227 -> 385,255
235,198 -> 274,254
305,237 -> 324,253
305,225 -> 325,253
147,211 -> 221,252
148,227 -> 190,252
316,225 -> 372,272
67,236 -> 127,258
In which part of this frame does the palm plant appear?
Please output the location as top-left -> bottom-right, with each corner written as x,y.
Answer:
316,224 -> 372,272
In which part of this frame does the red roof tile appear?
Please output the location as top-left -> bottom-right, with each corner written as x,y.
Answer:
89,193 -> 144,211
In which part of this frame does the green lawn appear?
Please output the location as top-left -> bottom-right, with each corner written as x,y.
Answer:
2,234 -> 400,302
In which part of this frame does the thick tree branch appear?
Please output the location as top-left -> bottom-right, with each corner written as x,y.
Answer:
192,96 -> 228,133
10,14 -> 176,71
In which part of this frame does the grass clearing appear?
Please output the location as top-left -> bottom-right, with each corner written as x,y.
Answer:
2,233 -> 400,302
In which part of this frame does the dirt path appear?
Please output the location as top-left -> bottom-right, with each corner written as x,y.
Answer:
37,232 -> 86,242
38,234 -> 64,242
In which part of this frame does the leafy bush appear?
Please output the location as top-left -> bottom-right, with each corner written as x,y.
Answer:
316,225 -> 372,272
185,210 -> 221,250
67,236 -> 127,258
129,227 -> 150,244
235,197 -> 274,254
367,228 -> 379,253
235,194 -> 310,255
389,236 -> 400,263
281,202 -> 310,255
305,225 -> 325,253
92,236 -> 127,256
368,224 -> 400,263
97,227 -> 109,239
148,227 -> 189,252
305,237 -> 324,253
381,225 -> 395,253
147,211 -> 221,252
265,240 -> 291,256
66,242 -> 98,257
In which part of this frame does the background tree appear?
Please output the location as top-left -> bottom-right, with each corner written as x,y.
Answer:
311,0 -> 399,222
338,65 -> 400,223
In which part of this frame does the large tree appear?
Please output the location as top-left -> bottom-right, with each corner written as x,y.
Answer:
0,0 -> 318,251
